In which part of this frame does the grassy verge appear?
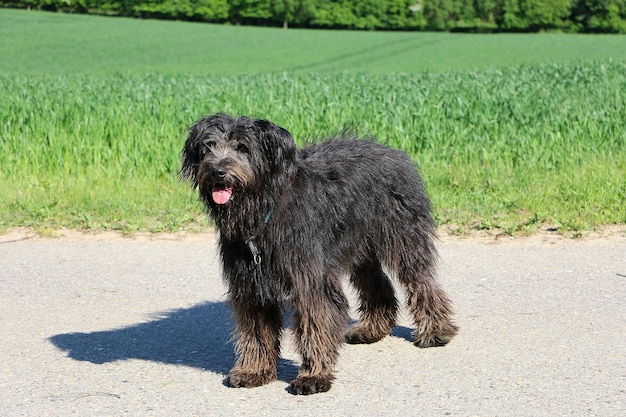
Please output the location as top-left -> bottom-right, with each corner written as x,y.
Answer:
2,65 -> 625,235
0,174 -> 209,234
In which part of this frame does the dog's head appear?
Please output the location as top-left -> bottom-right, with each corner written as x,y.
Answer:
180,113 -> 297,208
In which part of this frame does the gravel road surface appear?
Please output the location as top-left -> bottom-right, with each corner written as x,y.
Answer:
1,231 -> 624,416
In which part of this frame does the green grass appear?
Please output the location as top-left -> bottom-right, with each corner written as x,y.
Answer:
1,9 -> 625,235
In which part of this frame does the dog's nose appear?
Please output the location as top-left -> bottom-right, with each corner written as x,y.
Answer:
211,167 -> 227,179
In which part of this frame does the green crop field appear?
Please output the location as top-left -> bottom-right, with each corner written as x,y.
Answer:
3,9 -> 626,75
1,9 -> 625,235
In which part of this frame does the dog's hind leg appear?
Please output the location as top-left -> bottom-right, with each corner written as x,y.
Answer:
226,301 -> 282,388
395,244 -> 459,348
404,276 -> 458,348
289,275 -> 349,395
345,260 -> 398,344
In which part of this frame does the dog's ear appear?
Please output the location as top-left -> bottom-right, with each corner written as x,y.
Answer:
180,113 -> 234,186
253,119 -> 297,169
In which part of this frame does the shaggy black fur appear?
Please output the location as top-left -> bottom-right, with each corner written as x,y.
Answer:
180,113 -> 458,395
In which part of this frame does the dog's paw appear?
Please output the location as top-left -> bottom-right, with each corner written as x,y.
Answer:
288,375 -> 333,395
226,368 -> 276,388
345,325 -> 388,344
413,327 -> 458,348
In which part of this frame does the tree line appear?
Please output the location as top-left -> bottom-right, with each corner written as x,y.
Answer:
4,0 -> 626,33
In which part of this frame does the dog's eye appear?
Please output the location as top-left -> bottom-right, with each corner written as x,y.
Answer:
236,144 -> 249,154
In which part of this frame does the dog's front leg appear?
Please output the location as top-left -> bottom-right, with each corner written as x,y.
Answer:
226,301 -> 282,388
289,278 -> 349,395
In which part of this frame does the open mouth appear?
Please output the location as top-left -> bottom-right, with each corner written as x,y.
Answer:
212,183 -> 233,205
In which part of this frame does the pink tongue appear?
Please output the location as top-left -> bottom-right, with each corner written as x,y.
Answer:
212,185 -> 233,205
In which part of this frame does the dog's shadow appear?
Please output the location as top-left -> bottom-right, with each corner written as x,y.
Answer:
48,301 -> 299,383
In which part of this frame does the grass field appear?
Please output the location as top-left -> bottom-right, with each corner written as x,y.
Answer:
4,9 -> 626,75
1,9 -> 625,235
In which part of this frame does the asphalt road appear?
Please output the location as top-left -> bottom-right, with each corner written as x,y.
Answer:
1,231 -> 624,416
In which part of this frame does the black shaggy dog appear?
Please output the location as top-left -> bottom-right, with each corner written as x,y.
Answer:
180,113 -> 458,395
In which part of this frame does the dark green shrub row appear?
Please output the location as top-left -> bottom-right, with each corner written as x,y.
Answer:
3,0 -> 626,33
